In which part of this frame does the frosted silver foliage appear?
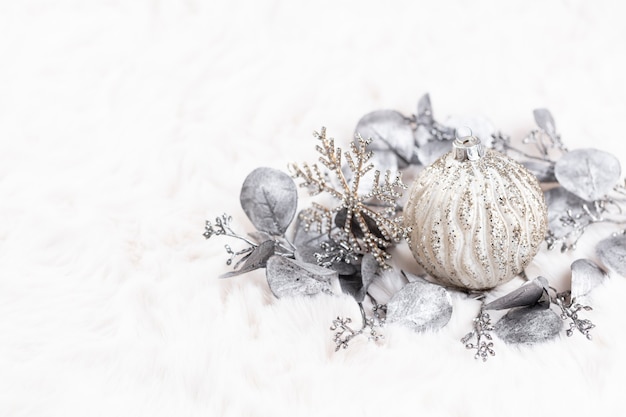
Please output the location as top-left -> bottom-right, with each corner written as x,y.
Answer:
220,240 -> 275,278
554,148 -> 621,202
484,277 -> 549,311
596,232 -> 626,276
544,187 -> 589,237
354,110 -> 415,167
533,108 -> 557,138
414,138 -> 452,167
354,253 -> 380,302
240,167 -> 298,236
416,93 -> 433,125
386,280 -> 452,333
266,256 -> 338,298
404,142 -> 548,290
494,305 -> 562,345
570,259 -> 607,300
522,160 -> 556,183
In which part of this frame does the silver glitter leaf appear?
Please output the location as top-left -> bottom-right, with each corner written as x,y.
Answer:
354,110 -> 415,167
494,305 -> 562,345
544,187 -> 589,238
220,240 -> 275,278
293,219 -> 328,263
554,148 -> 622,201
533,108 -> 556,137
386,280 -> 453,333
416,93 -> 433,125
355,253 -> 380,302
522,160 -> 556,183
484,277 -> 549,311
571,259 -> 607,300
240,167 -> 298,236
336,254 -> 380,301
266,256 -> 338,298
596,233 -> 626,276
415,138 -> 452,166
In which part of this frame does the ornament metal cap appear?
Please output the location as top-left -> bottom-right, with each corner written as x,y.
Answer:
453,129 -> 484,162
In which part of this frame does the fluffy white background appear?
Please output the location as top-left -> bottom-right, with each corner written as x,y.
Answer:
1,0 -> 626,416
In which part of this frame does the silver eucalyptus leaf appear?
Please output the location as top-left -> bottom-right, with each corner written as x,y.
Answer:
522,160 -> 556,183
248,230 -> 273,244
570,259 -> 607,300
220,240 -> 276,278
416,93 -> 434,125
293,219 -> 327,263
484,277 -> 549,311
596,233 -> 626,276
354,110 -> 415,167
533,108 -> 557,137
415,138 -> 453,166
386,280 -> 453,333
544,187 -> 589,238
240,167 -> 298,236
355,253 -> 381,302
554,148 -> 621,201
414,124 -> 431,148
494,305 -> 562,345
266,256 -> 338,298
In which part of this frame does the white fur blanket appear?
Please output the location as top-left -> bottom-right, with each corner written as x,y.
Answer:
2,1 -> 625,416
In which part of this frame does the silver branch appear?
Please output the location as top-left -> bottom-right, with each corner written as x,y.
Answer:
552,291 -> 595,340
461,306 -> 496,362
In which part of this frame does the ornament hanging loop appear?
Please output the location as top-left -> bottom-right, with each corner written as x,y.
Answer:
453,128 -> 484,162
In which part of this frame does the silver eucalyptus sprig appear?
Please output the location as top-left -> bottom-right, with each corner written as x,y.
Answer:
461,304 -> 496,362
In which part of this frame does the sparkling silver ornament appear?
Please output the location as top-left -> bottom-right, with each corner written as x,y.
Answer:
404,135 -> 548,290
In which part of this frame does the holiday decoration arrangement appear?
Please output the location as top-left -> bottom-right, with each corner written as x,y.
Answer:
204,94 -> 626,361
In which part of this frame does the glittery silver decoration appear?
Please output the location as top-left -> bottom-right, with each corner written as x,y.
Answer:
570,259 -> 607,301
494,305 -> 562,345
240,167 -> 298,236
220,239 -> 275,278
484,277 -> 549,311
404,138 -> 548,290
354,110 -> 415,167
552,291 -> 595,339
290,127 -> 409,268
266,256 -> 338,298
554,148 -> 622,202
596,231 -> 626,276
545,187 -> 589,238
544,185 -> 626,251
386,280 -> 452,332
461,306 -> 495,361
331,302 -> 385,351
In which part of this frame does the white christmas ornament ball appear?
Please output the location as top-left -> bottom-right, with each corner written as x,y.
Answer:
404,136 -> 547,290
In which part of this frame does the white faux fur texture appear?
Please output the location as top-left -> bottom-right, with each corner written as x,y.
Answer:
1,1 -> 626,416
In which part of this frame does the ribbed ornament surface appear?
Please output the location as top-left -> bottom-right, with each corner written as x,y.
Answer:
404,148 -> 547,290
